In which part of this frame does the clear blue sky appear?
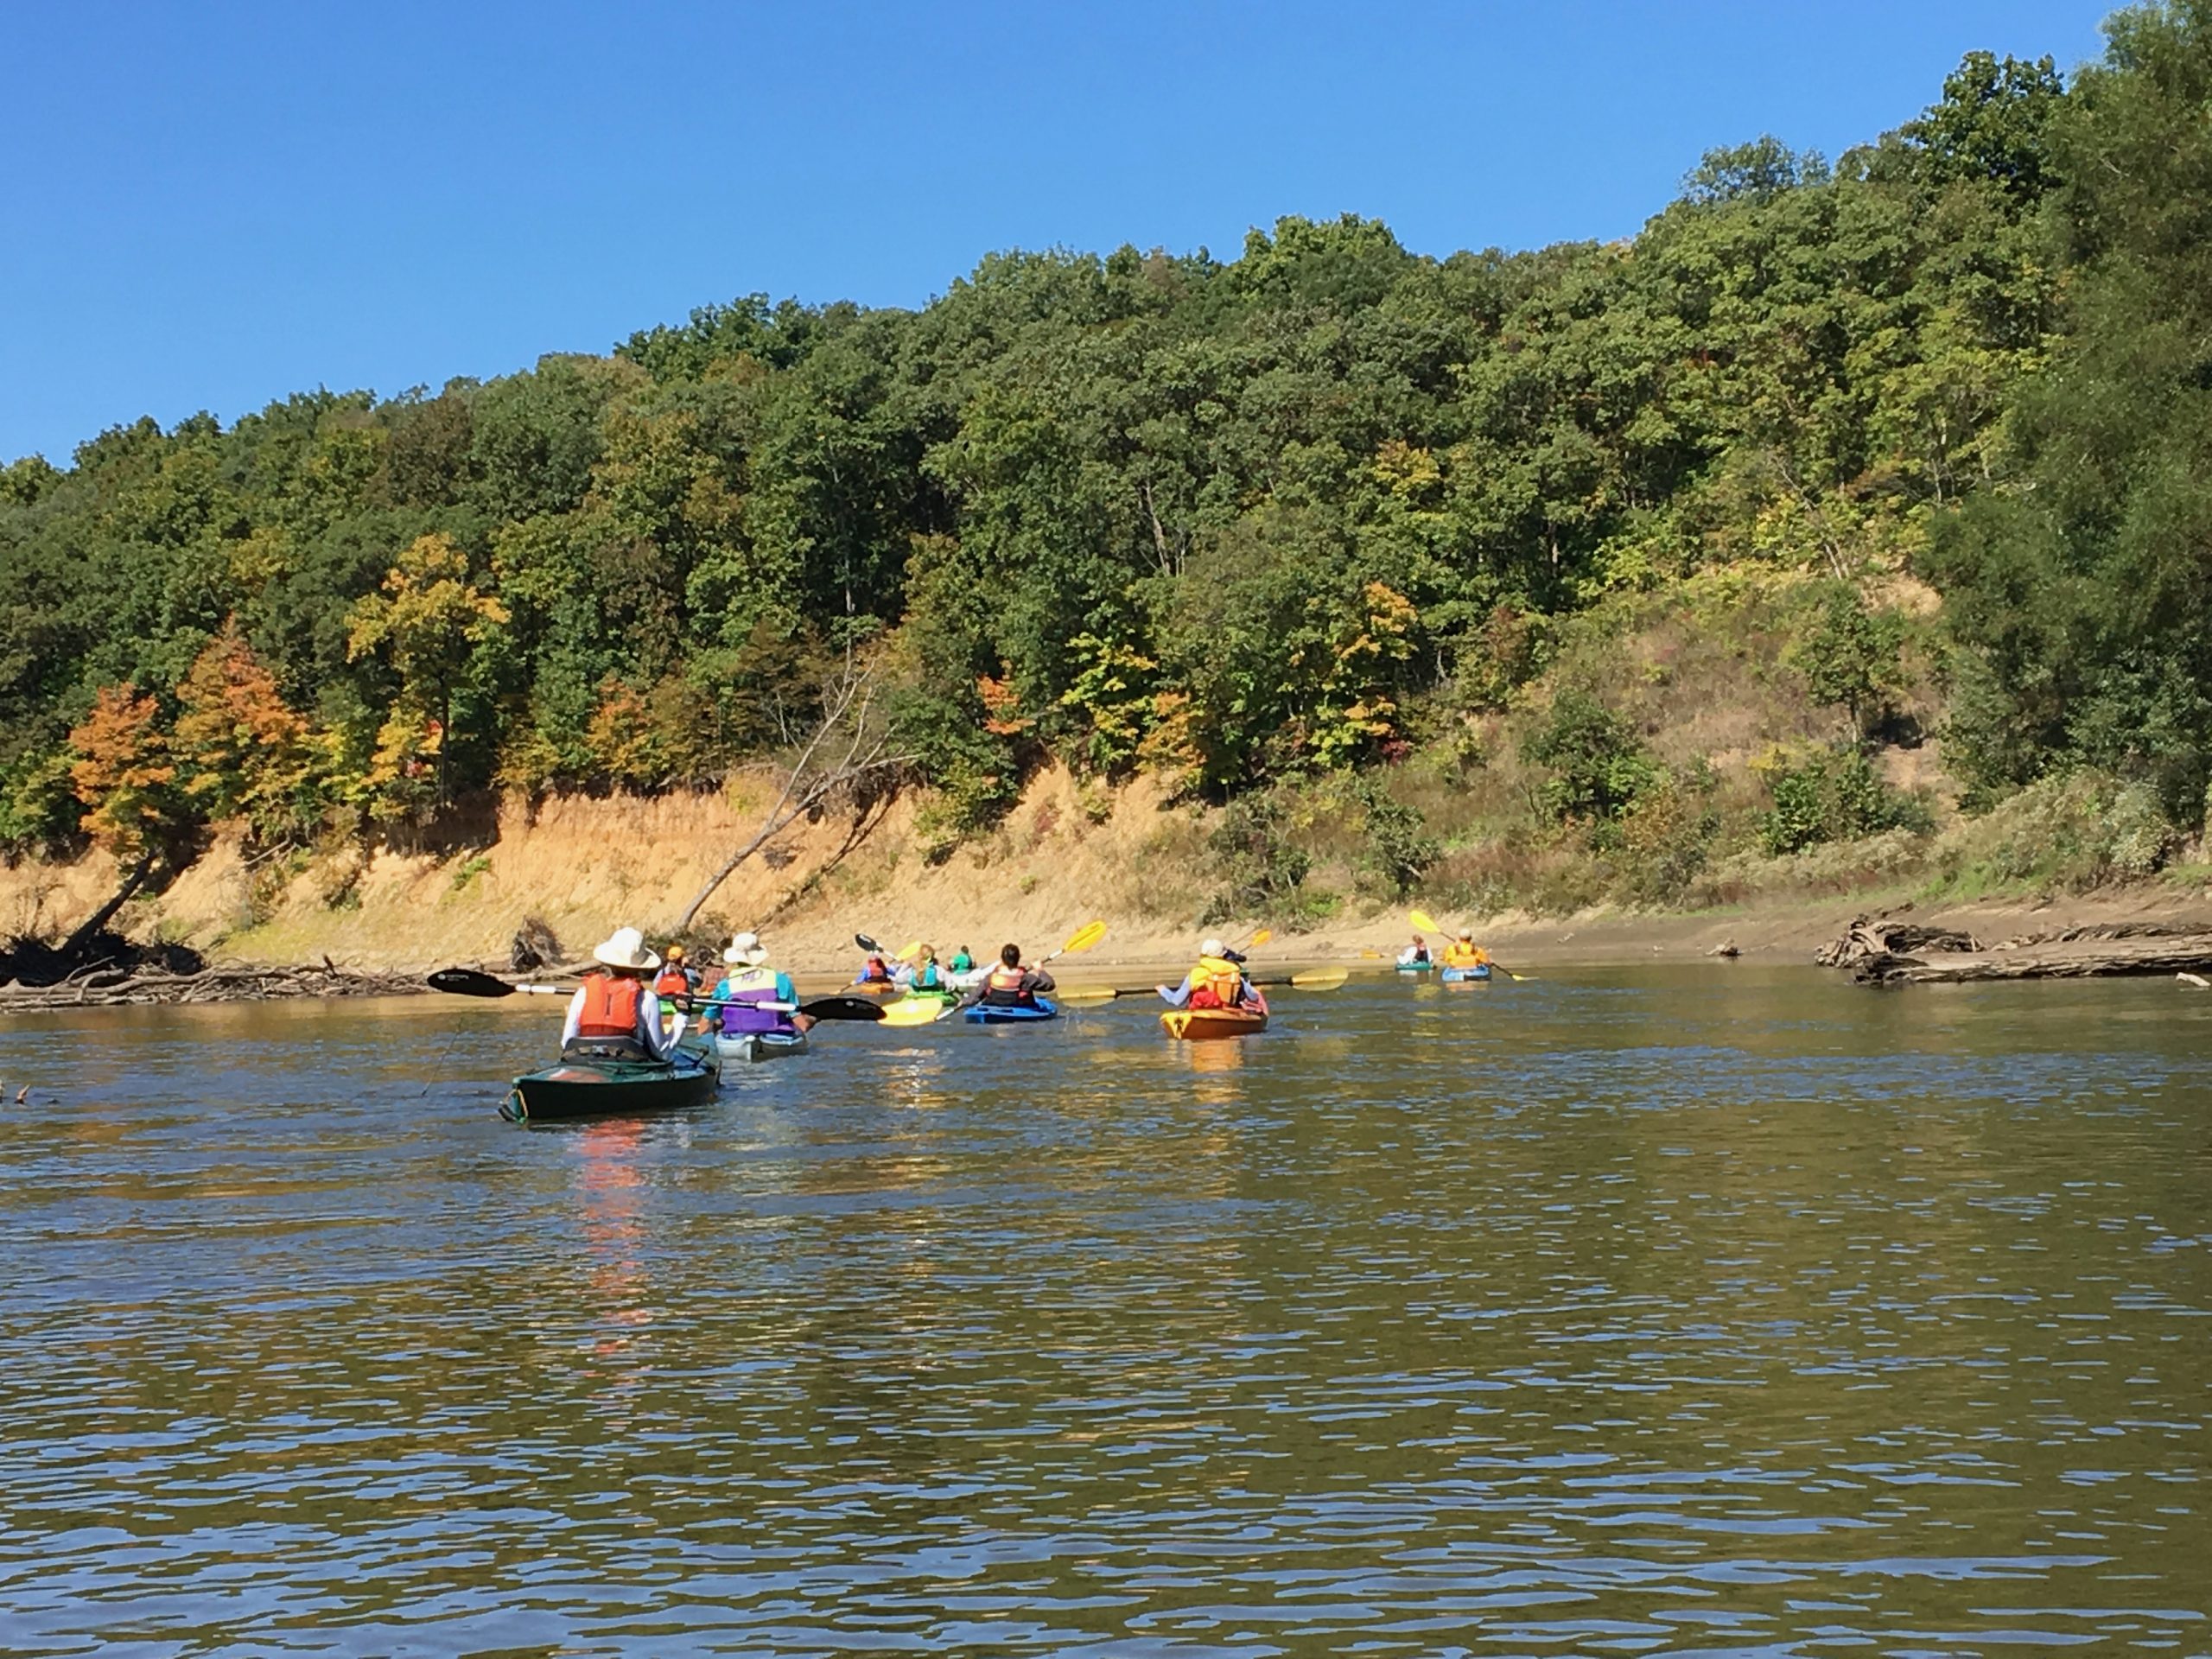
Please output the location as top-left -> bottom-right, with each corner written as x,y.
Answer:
3,0 -> 2113,467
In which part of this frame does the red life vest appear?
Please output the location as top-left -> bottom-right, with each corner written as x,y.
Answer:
984,963 -> 1032,1006
653,966 -> 690,1001
575,974 -> 645,1039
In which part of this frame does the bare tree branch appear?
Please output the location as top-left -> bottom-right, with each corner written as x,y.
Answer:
672,660 -> 910,935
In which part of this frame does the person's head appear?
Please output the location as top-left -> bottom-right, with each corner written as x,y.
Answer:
1201,937 -> 1226,958
1000,943 -> 1021,968
724,931 -> 767,968
665,944 -> 686,964
918,944 -> 936,962
1411,932 -> 1425,944
1457,930 -> 1473,944
592,925 -> 659,979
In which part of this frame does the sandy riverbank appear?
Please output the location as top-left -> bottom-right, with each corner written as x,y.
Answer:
7,765 -> 2212,995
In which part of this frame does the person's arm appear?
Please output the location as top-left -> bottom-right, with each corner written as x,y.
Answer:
639,988 -> 682,1058
957,978 -> 986,1008
1157,973 -> 1193,1007
1027,967 -> 1056,995
562,987 -> 588,1046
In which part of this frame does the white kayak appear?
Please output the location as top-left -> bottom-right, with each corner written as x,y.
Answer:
713,1029 -> 810,1064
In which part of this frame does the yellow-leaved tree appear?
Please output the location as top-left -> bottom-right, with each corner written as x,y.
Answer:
346,534 -> 509,817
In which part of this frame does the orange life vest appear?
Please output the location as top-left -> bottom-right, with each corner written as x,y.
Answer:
653,966 -> 690,1001
984,963 -> 1033,1005
858,957 -> 892,983
575,973 -> 645,1039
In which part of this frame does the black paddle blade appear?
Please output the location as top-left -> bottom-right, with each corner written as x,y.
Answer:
854,933 -> 880,953
428,967 -> 516,998
800,995 -> 887,1023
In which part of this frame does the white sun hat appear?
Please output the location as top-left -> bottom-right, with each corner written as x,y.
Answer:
1202,938 -> 1227,957
724,931 -> 768,967
591,926 -> 660,971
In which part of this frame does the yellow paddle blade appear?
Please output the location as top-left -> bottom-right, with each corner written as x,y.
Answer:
877,999 -> 946,1027
1408,909 -> 1441,934
1247,928 -> 1273,950
1288,967 -> 1350,989
894,940 -> 922,962
1055,985 -> 1121,1004
1359,949 -> 1383,959
1061,920 -> 1109,956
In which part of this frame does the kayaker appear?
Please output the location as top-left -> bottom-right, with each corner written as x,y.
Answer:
959,943 -> 1055,1011
854,949 -> 895,988
1441,931 -> 1490,970
949,945 -> 975,976
562,927 -> 685,1061
898,944 -> 946,994
1158,938 -> 1255,1009
1398,935 -> 1431,967
709,932 -> 811,1038
653,944 -> 696,1014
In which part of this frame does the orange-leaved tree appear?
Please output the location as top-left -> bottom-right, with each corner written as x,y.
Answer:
172,624 -> 321,844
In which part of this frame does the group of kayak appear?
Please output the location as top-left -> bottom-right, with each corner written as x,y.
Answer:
1394,931 -> 1495,984
500,924 -> 1280,1122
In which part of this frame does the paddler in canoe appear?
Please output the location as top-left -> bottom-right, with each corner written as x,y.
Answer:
706,931 -> 812,1039
562,927 -> 689,1061
1158,938 -> 1258,1012
957,943 -> 1056,1013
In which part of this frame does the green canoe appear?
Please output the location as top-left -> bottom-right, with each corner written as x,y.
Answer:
501,1052 -> 720,1122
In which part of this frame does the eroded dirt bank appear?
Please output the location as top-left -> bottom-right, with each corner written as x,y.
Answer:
6,766 -> 2212,995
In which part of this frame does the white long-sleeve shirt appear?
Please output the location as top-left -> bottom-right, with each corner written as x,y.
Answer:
561,979 -> 683,1058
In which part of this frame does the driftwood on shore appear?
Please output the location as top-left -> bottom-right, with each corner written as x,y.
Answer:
1819,913 -> 2212,985
0,958 -> 427,1011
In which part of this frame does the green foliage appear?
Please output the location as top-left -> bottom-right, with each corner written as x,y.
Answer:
1522,691 -> 1656,830
1929,3 -> 2212,823
1203,795 -> 1318,926
1934,769 -> 2176,893
1757,743 -> 1933,855
1351,775 -> 1439,899
1787,584 -> 1909,737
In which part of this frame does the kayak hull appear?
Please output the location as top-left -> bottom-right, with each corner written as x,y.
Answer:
714,1030 -> 809,1064
1395,961 -> 1433,974
1160,995 -> 1269,1040
963,998 -> 1058,1024
1440,964 -> 1491,983
503,1053 -> 720,1122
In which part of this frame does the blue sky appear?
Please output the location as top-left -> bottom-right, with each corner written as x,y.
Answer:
3,0 -> 2112,467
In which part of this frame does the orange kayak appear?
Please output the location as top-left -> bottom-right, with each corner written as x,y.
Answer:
1160,992 -> 1269,1040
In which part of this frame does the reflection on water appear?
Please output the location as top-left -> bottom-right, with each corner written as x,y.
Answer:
1,967 -> 2209,1654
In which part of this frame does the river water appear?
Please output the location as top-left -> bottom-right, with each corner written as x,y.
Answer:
1,965 -> 2206,1656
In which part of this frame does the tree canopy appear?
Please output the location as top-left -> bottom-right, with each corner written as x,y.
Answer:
4,6 -> 2201,874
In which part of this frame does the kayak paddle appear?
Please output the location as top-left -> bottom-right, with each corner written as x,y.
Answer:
1253,967 -> 1350,990
427,968 -> 882,1021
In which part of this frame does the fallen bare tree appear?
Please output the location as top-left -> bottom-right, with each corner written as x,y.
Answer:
672,657 -> 910,936
0,957 -> 425,1010
1819,913 -> 2212,985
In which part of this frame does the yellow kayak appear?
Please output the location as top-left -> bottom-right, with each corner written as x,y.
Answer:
1160,993 -> 1269,1040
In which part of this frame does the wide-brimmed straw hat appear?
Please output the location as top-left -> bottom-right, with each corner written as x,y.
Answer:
592,926 -> 660,972
723,931 -> 768,967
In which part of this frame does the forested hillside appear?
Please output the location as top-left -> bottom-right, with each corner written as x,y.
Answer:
7,4 -> 2211,926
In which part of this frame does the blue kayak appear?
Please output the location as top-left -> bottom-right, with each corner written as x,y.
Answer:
963,998 -> 1058,1024
1440,964 -> 1491,983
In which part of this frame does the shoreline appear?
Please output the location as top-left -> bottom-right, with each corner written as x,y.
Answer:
10,882 -> 2212,1011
